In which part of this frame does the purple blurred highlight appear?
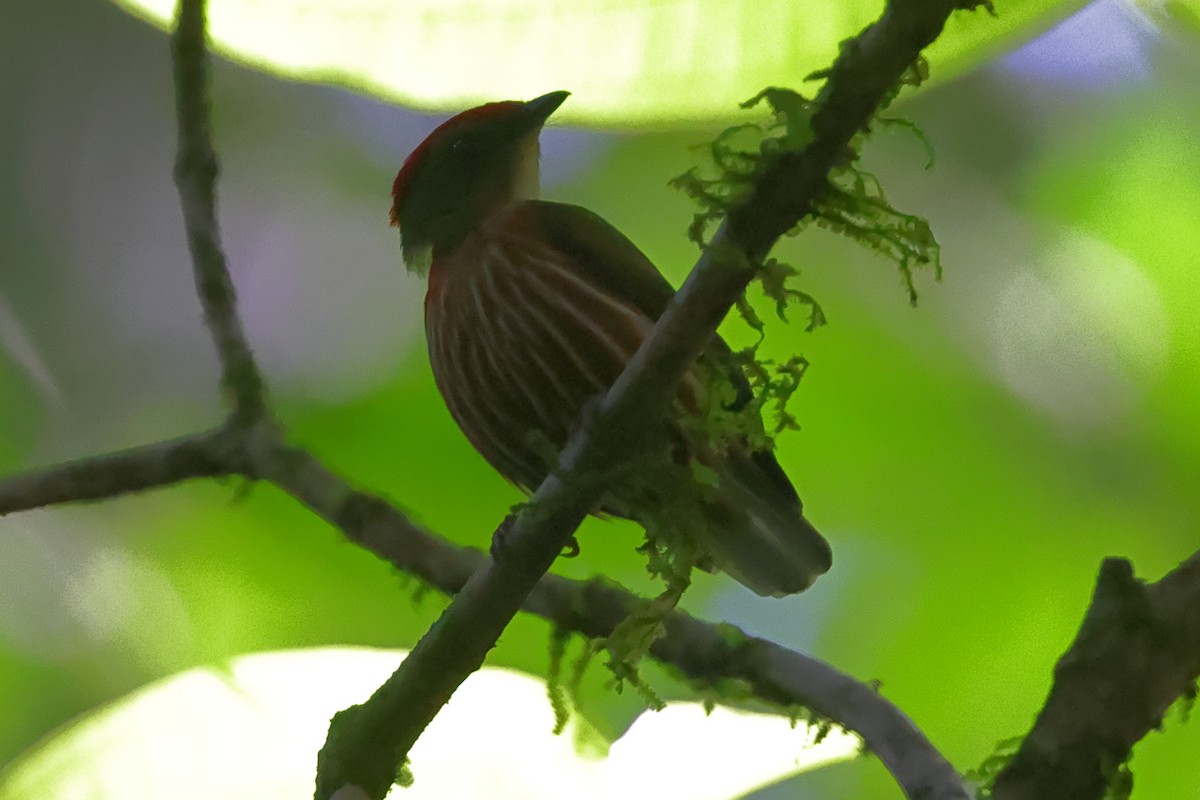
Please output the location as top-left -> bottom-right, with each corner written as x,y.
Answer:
1000,0 -> 1159,88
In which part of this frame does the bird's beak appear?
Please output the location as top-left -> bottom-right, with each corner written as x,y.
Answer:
524,91 -> 570,126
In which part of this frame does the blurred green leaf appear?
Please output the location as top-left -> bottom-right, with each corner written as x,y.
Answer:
110,0 -> 1085,124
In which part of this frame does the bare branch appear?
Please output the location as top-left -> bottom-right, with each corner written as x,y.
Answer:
255,441 -> 968,800
991,552 -> 1200,800
0,428 -> 235,516
655,610 -> 966,800
0,423 -> 965,799
313,1 -> 990,797
171,0 -> 266,422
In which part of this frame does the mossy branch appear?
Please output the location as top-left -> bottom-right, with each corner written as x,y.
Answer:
0,3 -> 1016,800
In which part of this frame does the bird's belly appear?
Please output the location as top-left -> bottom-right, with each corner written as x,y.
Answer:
425,247 -> 654,491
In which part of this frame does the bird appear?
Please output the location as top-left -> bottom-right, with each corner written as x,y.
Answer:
389,90 -> 831,597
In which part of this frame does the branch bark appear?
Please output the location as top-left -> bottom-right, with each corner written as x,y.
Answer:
172,0 -> 266,422
257,441 -> 968,798
991,553 -> 1200,800
0,428 -> 233,515
0,419 -> 968,800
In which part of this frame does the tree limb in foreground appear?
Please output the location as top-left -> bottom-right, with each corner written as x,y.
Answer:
991,553 -> 1200,800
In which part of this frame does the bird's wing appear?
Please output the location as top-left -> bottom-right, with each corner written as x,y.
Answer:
525,200 -> 800,507
525,199 -> 762,408
523,200 -> 677,320
522,202 -> 822,593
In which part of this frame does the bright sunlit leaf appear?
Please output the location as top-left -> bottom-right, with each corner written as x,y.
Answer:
110,0 -> 1086,125
0,647 -> 860,800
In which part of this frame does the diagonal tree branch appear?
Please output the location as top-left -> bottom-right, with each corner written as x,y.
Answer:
313,1 -> 990,798
0,420 -> 968,800
991,552 -> 1200,800
0,0 -> 984,799
269,443 -> 967,800
171,0 -> 266,423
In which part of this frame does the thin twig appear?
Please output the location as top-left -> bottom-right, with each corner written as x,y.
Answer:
171,0 -> 266,423
312,0 -> 988,797
0,428 -> 234,516
991,553 -> 1200,800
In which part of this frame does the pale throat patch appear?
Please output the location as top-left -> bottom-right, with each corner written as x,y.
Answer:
511,132 -> 542,201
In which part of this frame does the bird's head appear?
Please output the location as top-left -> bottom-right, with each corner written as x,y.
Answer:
390,90 -> 570,273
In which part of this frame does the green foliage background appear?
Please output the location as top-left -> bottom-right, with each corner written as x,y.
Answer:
1,1 -> 1198,798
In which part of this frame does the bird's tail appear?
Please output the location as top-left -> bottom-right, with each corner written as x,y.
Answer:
696,452 -> 832,597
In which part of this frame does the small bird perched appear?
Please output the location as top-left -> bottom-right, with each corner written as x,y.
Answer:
390,91 -> 831,596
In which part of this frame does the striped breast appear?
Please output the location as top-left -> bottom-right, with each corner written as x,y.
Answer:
425,208 -> 656,491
